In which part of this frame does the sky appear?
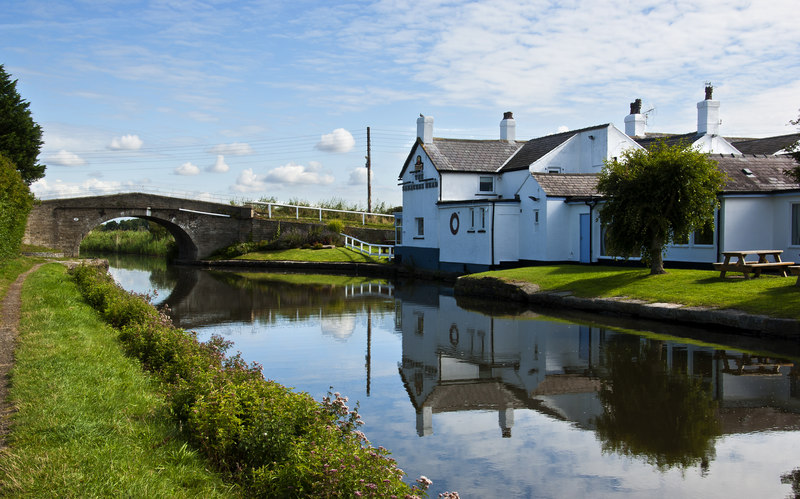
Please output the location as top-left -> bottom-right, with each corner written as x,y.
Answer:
3,0 -> 800,209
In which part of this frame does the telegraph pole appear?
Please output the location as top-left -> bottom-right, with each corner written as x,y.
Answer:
365,126 -> 372,213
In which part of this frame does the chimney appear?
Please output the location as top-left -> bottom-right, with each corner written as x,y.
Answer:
697,84 -> 720,135
500,111 -> 516,142
416,114 -> 434,144
624,98 -> 646,137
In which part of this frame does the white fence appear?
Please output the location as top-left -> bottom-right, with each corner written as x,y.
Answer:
342,234 -> 394,260
250,201 -> 395,225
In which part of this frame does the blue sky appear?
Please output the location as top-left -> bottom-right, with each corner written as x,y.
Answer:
3,0 -> 799,208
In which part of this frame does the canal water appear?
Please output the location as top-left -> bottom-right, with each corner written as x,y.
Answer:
104,255 -> 800,499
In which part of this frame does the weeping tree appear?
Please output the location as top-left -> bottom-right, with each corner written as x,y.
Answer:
784,111 -> 800,183
597,141 -> 726,274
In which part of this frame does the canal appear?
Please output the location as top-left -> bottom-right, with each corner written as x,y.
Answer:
104,254 -> 800,498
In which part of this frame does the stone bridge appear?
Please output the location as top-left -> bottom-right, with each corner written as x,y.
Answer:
24,192 -> 394,261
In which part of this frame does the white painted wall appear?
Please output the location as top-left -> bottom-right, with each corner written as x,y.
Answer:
721,194 -> 800,259
494,203 -> 520,264
399,146 -> 440,249
437,203 -> 493,266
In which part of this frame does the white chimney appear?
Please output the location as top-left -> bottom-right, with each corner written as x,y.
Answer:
624,98 -> 646,137
500,111 -> 516,142
697,85 -> 720,136
417,114 -> 434,144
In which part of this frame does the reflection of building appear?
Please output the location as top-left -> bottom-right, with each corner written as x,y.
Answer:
396,286 -> 800,438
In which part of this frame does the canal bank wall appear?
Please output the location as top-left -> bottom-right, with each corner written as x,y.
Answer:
453,275 -> 800,338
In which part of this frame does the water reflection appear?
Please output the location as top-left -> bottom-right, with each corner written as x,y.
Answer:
102,256 -> 800,498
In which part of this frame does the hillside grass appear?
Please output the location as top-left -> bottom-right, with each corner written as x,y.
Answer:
231,247 -> 391,264
474,265 -> 800,319
0,264 -> 236,497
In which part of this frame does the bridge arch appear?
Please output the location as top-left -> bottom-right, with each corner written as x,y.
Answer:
24,193 -> 255,261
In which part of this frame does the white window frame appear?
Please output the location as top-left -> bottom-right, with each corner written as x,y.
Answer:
415,217 -> 424,238
479,176 -> 494,193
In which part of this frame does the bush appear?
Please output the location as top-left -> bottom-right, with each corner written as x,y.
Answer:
0,154 -> 34,261
68,264 -> 432,497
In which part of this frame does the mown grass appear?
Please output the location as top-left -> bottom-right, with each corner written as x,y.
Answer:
476,265 -> 800,319
232,247 -> 391,264
0,256 -> 39,302
0,264 -> 236,497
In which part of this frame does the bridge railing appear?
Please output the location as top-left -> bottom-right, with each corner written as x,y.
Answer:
341,233 -> 394,260
250,201 -> 395,225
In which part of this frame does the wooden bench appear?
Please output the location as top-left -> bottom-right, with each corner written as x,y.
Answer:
790,265 -> 800,286
715,250 -> 794,278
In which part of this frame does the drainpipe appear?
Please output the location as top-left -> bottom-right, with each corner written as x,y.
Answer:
491,200 -> 496,268
585,198 -> 598,263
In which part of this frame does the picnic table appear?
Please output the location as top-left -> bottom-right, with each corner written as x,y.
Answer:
713,250 -> 795,278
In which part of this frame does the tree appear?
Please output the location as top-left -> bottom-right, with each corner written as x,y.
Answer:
785,111 -> 800,183
0,153 -> 34,260
597,141 -> 725,275
0,64 -> 45,185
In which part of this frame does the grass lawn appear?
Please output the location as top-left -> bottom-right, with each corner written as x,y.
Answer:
232,247 -> 391,264
475,265 -> 800,319
0,264 -> 236,497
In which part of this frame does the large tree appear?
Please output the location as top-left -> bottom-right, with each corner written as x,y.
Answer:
0,64 -> 45,185
597,141 -> 725,275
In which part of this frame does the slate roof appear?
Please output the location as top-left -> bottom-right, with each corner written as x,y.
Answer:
530,155 -> 798,198
635,132 -> 703,150
422,138 -> 524,173
500,124 -> 612,172
729,133 -> 800,155
531,173 -> 600,198
712,154 -> 799,193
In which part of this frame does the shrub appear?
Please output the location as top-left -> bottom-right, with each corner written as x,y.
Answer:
0,154 -> 34,261
68,265 -> 431,497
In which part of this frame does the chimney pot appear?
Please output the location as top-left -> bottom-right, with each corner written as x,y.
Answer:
500,112 -> 516,142
624,98 -> 646,137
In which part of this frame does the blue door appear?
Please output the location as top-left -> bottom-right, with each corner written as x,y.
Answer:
580,214 -> 590,263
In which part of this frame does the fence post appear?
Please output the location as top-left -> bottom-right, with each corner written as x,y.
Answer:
319,208 -> 322,221
268,204 -> 272,218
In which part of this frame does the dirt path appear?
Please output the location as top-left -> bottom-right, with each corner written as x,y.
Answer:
0,264 -> 43,449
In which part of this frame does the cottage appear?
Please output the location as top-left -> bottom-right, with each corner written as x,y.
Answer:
395,90 -> 800,271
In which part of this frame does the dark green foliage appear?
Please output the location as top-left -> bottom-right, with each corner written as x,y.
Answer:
0,154 -> 34,261
784,111 -> 800,183
598,141 -> 725,274
68,264 -> 429,497
0,65 -> 45,185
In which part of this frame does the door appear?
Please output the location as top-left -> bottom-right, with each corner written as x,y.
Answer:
579,213 -> 590,263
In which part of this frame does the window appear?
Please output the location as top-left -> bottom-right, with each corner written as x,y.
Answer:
415,217 -> 424,237
469,208 -> 475,230
694,224 -> 714,246
793,204 -> 800,246
479,176 -> 493,192
533,209 -> 539,224
479,207 -> 486,230
546,166 -> 562,174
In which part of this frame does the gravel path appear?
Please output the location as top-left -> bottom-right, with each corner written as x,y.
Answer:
0,264 -> 43,449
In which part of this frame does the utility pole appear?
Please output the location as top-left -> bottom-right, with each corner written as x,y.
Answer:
365,126 -> 371,213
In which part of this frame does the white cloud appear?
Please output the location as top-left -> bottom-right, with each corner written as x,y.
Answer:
316,128 -> 355,153
109,134 -> 143,150
209,142 -> 254,156
232,161 -> 335,192
30,178 -> 125,199
264,161 -> 334,185
232,168 -> 266,193
46,149 -> 86,166
175,162 -> 200,175
207,155 -> 229,173
347,167 -> 370,186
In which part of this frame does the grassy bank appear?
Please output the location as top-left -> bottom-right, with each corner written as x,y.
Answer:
0,257 -> 38,300
230,247 -> 390,264
473,265 -> 800,319
0,264 -> 235,496
63,264 -> 431,497
80,229 -> 176,257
